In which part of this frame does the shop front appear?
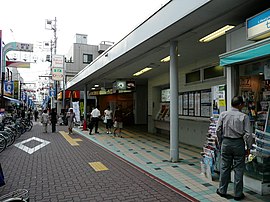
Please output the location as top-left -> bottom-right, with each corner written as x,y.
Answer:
221,58 -> 270,195
219,8 -> 270,195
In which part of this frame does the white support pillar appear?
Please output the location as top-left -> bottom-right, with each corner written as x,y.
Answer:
169,40 -> 179,162
226,65 -> 238,111
84,85 -> 87,121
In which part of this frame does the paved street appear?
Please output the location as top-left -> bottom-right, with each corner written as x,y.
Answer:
0,122 -> 192,202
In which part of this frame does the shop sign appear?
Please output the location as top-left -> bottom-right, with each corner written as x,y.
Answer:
126,81 -> 136,90
52,67 -> 63,81
15,43 -> 33,52
90,91 -> 100,96
247,8 -> 270,41
52,55 -> 64,68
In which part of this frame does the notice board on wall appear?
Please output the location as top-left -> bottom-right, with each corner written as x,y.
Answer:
179,89 -> 212,117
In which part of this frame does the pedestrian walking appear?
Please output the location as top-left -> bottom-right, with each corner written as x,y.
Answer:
50,108 -> 58,133
216,96 -> 253,201
113,105 -> 124,137
89,105 -> 101,135
27,109 -> 32,120
66,108 -> 76,135
34,109 -> 39,121
104,106 -> 113,134
41,109 -> 49,133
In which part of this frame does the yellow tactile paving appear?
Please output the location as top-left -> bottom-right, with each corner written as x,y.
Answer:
89,162 -> 109,172
59,131 -> 82,146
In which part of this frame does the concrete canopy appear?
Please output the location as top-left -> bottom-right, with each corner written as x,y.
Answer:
66,0 -> 269,91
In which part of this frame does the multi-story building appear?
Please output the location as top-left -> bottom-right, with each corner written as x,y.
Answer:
57,34 -> 113,110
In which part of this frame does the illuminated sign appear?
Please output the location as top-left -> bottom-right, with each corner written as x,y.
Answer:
247,8 -> 270,41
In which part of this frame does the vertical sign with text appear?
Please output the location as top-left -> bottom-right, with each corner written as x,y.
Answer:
52,55 -> 64,81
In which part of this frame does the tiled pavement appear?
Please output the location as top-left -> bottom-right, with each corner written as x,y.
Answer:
73,125 -> 270,202
1,122 -> 270,201
0,122 -> 193,202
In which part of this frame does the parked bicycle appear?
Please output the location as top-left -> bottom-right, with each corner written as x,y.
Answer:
0,116 -> 32,154
0,189 -> 29,202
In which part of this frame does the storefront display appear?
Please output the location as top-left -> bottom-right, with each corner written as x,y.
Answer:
201,85 -> 225,180
238,60 -> 270,195
201,114 -> 220,180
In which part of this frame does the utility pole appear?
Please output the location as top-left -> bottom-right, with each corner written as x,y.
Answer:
53,17 -> 57,112
45,17 -> 57,111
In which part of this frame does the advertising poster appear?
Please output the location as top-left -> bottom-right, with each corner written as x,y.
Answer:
72,101 -> 80,122
4,81 -> 14,97
201,89 -> 212,117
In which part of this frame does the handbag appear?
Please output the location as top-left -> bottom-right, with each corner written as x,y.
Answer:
103,117 -> 107,124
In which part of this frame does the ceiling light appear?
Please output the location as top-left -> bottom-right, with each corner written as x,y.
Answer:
133,67 -> 152,76
94,84 -> 99,87
161,56 -> 170,63
91,87 -> 95,90
160,54 -> 180,63
199,25 -> 235,43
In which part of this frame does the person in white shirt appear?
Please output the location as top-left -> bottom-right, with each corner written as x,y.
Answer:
41,109 -> 49,133
104,106 -> 113,134
89,105 -> 101,135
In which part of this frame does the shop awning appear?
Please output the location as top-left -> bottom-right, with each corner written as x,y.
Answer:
220,38 -> 270,66
3,96 -> 22,104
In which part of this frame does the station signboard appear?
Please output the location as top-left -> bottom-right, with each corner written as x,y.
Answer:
247,8 -> 270,40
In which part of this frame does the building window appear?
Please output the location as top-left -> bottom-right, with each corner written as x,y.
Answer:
186,70 -> 200,83
83,54 -> 93,64
203,65 -> 224,80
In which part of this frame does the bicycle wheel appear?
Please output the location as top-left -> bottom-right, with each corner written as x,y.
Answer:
0,134 -> 7,153
3,198 -> 27,202
0,189 -> 29,202
0,131 -> 13,147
